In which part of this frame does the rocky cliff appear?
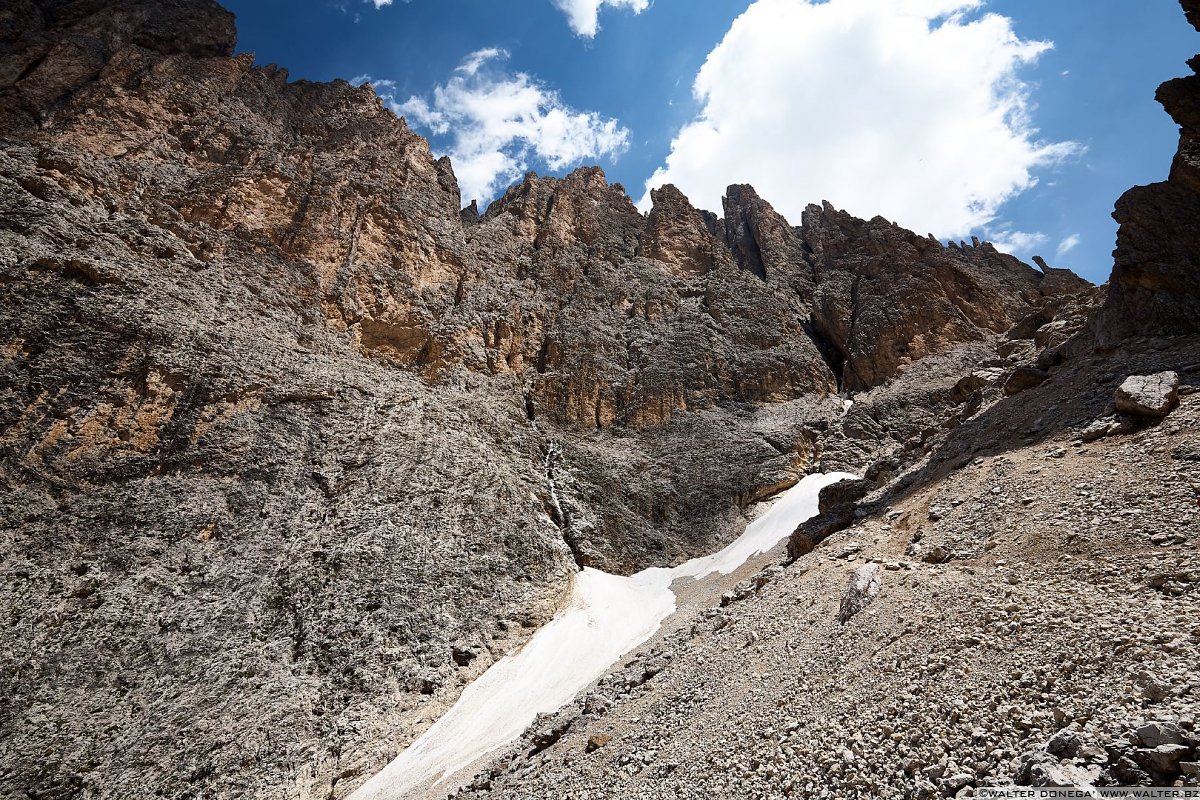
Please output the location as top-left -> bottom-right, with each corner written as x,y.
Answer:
1095,0 -> 1200,344
0,2 -> 1112,799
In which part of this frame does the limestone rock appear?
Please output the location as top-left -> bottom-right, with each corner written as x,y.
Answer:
837,564 -> 882,623
787,478 -> 872,559
640,184 -> 721,276
1115,372 -> 1181,417
801,202 -> 1067,392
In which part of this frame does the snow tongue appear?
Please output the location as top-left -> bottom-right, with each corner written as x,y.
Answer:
351,472 -> 856,799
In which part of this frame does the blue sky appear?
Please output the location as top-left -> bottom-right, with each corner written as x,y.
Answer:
221,0 -> 1196,283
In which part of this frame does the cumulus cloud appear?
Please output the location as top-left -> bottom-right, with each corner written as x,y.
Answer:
640,0 -> 1080,240
377,50 -> 629,205
551,0 -> 650,37
987,228 -> 1048,256
1056,233 -> 1082,258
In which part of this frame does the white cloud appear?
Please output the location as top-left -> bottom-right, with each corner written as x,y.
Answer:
386,49 -> 629,205
551,0 -> 650,37
987,227 -> 1047,256
1056,233 -> 1081,258
640,0 -> 1080,240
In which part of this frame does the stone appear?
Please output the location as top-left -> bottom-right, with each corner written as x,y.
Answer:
939,772 -> 974,795
1136,721 -> 1187,748
1133,744 -> 1191,778
585,733 -> 612,753
1029,761 -> 1102,787
1081,418 -> 1118,442
788,479 -> 872,559
1004,367 -> 1051,396
1046,727 -> 1083,758
923,545 -> 952,565
1115,372 -> 1181,417
837,564 -> 882,624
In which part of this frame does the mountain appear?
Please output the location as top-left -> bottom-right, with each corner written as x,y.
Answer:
0,1 -> 1195,799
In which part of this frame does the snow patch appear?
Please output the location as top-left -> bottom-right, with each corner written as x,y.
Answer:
351,471 -> 856,799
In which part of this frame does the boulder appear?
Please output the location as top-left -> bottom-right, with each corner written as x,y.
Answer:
837,564 -> 882,623
1136,721 -> 1187,748
1133,744 -> 1191,779
787,478 -> 872,559
1004,366 -> 1050,396
1115,372 -> 1181,417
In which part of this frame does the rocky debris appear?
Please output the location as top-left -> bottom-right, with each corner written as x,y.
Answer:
1015,719 -> 1200,787
720,564 -> 783,607
1115,372 -> 1182,417
837,564 -> 882,623
1079,416 -> 1135,443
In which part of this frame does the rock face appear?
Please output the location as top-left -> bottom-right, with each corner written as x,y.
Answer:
1095,0 -> 1200,344
0,1 -> 1094,799
787,477 -> 871,559
1115,372 -> 1182,417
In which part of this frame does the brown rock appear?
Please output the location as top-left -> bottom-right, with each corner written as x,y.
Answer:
585,733 -> 612,753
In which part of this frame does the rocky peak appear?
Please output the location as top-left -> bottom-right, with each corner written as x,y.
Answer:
721,183 -> 813,287
796,200 -> 1074,391
639,183 -> 724,276
481,167 -> 641,251
1032,255 -> 1094,296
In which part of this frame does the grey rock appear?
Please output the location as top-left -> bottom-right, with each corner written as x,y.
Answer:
787,478 -> 872,559
1115,372 -> 1181,417
1136,721 -> 1187,748
939,772 -> 974,795
1133,744 -> 1191,778
837,564 -> 882,624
